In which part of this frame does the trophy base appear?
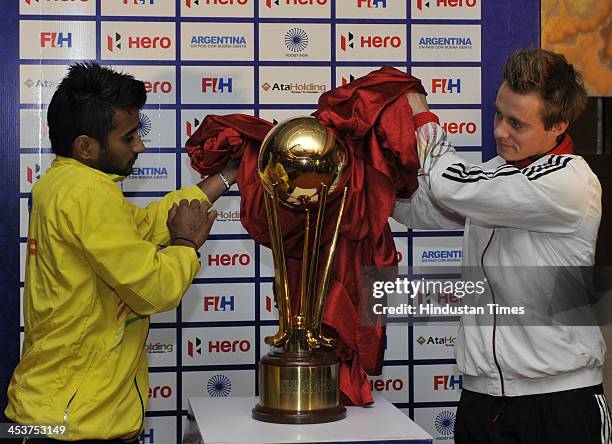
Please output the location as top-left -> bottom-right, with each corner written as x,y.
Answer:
253,350 -> 346,424
252,404 -> 346,424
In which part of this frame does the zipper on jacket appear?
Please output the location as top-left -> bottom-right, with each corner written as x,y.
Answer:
63,350 -> 99,426
481,227 -> 506,396
125,376 -> 145,442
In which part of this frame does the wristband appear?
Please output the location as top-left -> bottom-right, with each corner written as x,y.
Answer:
172,236 -> 199,251
218,171 -> 231,190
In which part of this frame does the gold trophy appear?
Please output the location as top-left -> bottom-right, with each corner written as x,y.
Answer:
252,116 -> 348,424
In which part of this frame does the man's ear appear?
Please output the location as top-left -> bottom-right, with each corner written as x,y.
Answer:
72,135 -> 100,164
551,120 -> 569,138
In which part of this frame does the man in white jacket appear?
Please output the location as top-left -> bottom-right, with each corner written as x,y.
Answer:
394,48 -> 610,443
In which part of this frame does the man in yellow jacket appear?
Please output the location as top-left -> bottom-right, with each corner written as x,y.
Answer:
5,62 -> 237,442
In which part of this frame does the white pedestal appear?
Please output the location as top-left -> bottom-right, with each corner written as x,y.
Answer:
183,393 -> 433,444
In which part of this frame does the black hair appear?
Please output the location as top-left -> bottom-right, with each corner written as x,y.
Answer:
47,61 -> 146,156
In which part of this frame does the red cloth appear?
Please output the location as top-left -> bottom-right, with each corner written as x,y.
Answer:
185,66 -> 425,405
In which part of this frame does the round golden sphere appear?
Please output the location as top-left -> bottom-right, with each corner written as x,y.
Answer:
258,116 -> 347,208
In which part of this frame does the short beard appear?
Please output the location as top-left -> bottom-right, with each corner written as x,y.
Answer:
94,142 -> 133,177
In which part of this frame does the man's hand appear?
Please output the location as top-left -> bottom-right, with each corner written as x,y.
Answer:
406,92 -> 429,115
167,199 -> 217,251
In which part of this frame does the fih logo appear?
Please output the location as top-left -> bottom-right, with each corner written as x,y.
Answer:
357,0 -> 387,7
207,374 -> 232,397
369,378 -> 404,392
433,374 -> 463,390
340,74 -> 356,86
417,0 -> 477,10
340,32 -> 401,51
139,428 -> 154,444
201,77 -> 233,94
26,164 -> 41,184
107,33 -> 172,51
187,337 -> 202,357
40,32 -> 72,48
203,295 -> 235,311
442,120 -> 477,134
186,118 -> 201,137
434,410 -> 456,436
284,28 -> 308,53
138,113 -> 152,138
266,0 -> 327,7
148,385 -> 172,399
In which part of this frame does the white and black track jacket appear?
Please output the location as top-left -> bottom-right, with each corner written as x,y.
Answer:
393,119 -> 604,397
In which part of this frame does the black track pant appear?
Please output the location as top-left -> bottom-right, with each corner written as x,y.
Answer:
455,385 -> 612,444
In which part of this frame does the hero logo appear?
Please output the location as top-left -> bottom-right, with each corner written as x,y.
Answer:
369,378 -> 404,392
266,0 -> 327,7
123,0 -> 155,4
186,0 -> 248,6
26,164 -> 41,184
187,337 -> 202,357
340,74 -> 356,86
144,80 -> 172,95
40,32 -> 72,48
208,253 -> 251,266
357,0 -> 386,7
265,295 -> 277,312
208,339 -> 251,353
186,118 -> 201,137
442,120 -> 477,134
417,0 -> 476,9
203,295 -> 235,311
148,385 -> 172,398
26,0 -> 89,4
201,77 -> 233,94
432,78 -> 461,94
340,32 -> 401,51
433,374 -> 463,390
107,33 -> 172,52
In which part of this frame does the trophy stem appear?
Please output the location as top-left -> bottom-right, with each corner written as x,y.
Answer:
313,187 -> 348,344
263,187 -> 291,347
298,206 -> 310,327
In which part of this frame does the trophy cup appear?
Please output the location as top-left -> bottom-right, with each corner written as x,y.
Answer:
252,116 -> 348,424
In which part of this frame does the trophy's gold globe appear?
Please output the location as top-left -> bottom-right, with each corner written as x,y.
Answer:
258,116 -> 346,208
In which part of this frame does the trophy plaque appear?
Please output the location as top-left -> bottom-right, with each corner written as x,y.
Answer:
252,116 -> 348,424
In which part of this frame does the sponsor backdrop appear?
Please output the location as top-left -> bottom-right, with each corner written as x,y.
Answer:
1,1 -> 539,443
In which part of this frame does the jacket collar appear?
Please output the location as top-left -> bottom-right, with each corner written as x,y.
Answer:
52,156 -> 125,183
507,134 -> 575,170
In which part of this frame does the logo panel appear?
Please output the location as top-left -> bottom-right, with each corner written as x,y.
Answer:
148,372 -> 176,411
139,416 -> 177,444
412,0 -> 480,19
20,153 -> 55,193
182,326 -> 255,365
259,66 -> 330,105
370,365 -> 410,403
20,65 -> 69,105
181,0 -> 253,18
181,283 -> 255,322
181,22 -> 254,61
411,67 -> 481,104
121,153 -> 176,192
111,65 -> 176,105
385,324 -> 409,360
181,110 -> 254,147
181,66 -> 254,105
259,23 -> 330,61
146,328 -> 177,368
136,110 -> 176,147
413,363 -> 462,402
210,195 -> 245,235
336,0 -> 405,19
182,370 -> 255,408
412,407 -> 458,442
413,322 -> 458,360
199,239 -> 255,278
259,0 -> 330,19
20,109 -> 50,149
336,24 -> 406,62
20,0 -> 95,15
20,20 -> 96,60
259,282 -> 278,321
411,24 -> 481,62
436,109 -> 481,146
102,0 -> 175,16
101,21 -> 175,60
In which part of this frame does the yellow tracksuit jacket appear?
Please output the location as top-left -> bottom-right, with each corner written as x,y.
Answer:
5,156 -> 208,441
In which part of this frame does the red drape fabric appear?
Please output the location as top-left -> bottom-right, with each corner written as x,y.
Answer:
185,66 -> 426,405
